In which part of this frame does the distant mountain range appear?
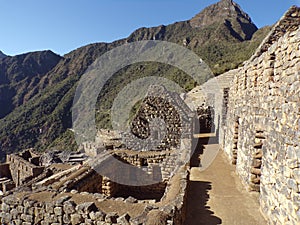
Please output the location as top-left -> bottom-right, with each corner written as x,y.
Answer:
0,0 -> 272,158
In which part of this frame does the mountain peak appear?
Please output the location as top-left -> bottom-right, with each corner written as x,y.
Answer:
0,50 -> 7,59
190,0 -> 257,40
220,0 -> 234,5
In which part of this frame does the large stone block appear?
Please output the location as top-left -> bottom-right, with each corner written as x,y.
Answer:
54,206 -> 63,216
63,200 -> 76,215
105,212 -> 118,223
71,214 -> 84,225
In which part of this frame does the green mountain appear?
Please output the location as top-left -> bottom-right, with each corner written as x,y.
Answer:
0,0 -> 271,159
0,50 -> 62,118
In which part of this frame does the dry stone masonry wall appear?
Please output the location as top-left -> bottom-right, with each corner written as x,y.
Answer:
126,85 -> 194,151
0,166 -> 189,225
186,69 -> 235,140
223,6 -> 300,225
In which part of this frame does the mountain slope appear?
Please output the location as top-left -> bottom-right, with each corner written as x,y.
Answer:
0,51 -> 62,118
0,0 -> 271,158
0,51 -> 7,59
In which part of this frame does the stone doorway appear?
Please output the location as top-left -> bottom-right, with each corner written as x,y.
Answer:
196,105 -> 215,134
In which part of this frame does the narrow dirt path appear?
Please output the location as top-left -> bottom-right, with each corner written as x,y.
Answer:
185,143 -> 267,225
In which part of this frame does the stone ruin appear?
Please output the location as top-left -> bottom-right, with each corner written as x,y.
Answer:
0,85 -> 194,224
187,5 -> 300,224
196,104 -> 215,133
193,5 -> 300,225
0,145 -> 189,224
123,85 -> 195,151
221,6 -> 300,224
0,149 -> 44,193
1,6 -> 300,225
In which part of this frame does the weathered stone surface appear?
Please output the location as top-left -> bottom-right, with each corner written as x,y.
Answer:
71,214 -> 84,225
0,212 -> 12,224
222,7 -> 300,225
125,196 -> 138,204
89,211 -> 106,221
63,214 -> 71,224
45,202 -> 54,214
54,206 -> 63,216
22,222 -> 32,225
12,219 -> 22,225
75,202 -> 98,214
105,212 -> 118,223
55,195 -> 71,205
287,179 -> 299,192
34,207 -> 45,224
10,208 -> 19,219
117,213 -> 131,225
1,202 -> 10,213
63,200 -> 76,215
293,169 -> 300,183
20,214 -> 33,223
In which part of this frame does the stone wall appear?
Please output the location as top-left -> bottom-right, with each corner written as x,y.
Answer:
0,163 -> 14,193
112,150 -> 178,181
117,182 -> 167,201
0,165 -> 189,225
0,195 -> 122,225
66,170 -> 104,194
185,69 -> 235,143
223,6 -> 300,225
131,167 -> 189,225
126,85 -> 194,151
6,153 -> 44,187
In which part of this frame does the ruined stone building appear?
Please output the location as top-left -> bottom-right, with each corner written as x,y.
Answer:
220,7 -> 300,224
188,6 -> 300,224
0,5 -> 300,225
0,149 -> 44,193
124,84 -> 195,151
0,85 -> 192,224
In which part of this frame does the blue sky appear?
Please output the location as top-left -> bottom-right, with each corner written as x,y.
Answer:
0,0 -> 299,56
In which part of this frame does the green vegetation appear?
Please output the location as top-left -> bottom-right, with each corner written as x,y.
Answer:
0,2 -> 272,155
95,62 -> 197,130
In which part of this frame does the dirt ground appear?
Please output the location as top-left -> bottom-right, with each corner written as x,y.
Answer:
185,146 -> 267,225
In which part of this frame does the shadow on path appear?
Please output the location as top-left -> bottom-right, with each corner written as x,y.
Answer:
190,137 -> 205,167
186,135 -> 222,224
185,180 -> 222,225
185,139 -> 267,225
190,135 -> 218,167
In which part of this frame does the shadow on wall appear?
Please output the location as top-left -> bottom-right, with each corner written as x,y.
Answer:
185,181 -> 222,225
115,182 -> 167,202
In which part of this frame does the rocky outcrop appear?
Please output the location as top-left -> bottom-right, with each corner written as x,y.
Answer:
190,0 -> 257,40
